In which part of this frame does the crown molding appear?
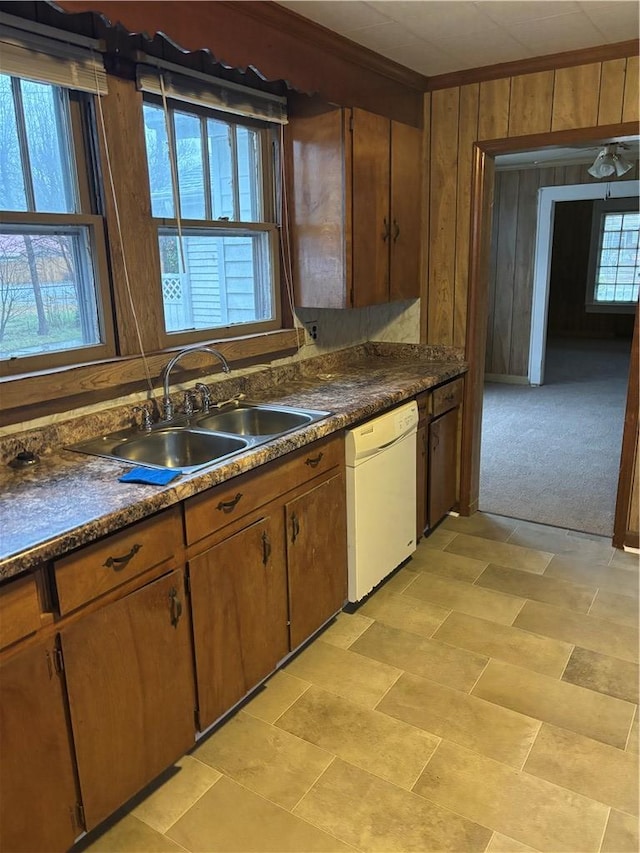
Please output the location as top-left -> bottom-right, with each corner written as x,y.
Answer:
220,2 -> 429,92
427,39 -> 639,91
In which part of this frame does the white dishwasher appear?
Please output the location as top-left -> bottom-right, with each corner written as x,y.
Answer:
345,400 -> 418,603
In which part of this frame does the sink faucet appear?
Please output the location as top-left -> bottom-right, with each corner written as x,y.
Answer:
162,345 -> 231,421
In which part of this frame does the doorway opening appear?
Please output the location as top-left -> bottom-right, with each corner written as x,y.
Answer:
478,155 -> 638,537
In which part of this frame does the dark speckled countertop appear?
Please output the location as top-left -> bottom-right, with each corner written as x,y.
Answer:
0,343 -> 466,580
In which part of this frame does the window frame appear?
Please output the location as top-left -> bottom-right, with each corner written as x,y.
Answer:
142,93 -> 283,349
585,196 -> 640,315
0,83 -> 116,377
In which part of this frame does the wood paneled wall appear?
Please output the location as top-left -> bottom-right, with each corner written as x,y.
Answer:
485,163 -> 638,377
424,49 -> 639,517
424,54 -> 639,349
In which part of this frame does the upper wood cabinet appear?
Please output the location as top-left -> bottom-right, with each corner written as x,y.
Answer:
287,105 -> 422,308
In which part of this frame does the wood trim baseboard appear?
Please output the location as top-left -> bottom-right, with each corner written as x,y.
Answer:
484,374 -> 530,385
1,329 -> 303,427
427,39 -> 639,91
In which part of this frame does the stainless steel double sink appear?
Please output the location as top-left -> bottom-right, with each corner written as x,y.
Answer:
68,401 -> 332,473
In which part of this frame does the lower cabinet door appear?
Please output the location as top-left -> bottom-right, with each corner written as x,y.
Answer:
0,639 -> 80,853
61,569 -> 196,831
189,514 -> 289,731
428,407 -> 458,528
286,473 -> 348,650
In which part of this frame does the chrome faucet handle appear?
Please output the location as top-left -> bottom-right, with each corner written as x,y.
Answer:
161,395 -> 174,422
182,391 -> 196,417
132,404 -> 153,431
195,382 -> 211,413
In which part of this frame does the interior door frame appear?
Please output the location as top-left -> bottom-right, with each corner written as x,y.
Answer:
529,180 -> 639,385
459,121 -> 639,528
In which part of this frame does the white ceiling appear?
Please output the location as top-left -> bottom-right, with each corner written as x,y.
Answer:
277,1 -> 639,77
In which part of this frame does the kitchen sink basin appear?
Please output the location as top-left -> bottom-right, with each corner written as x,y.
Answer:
112,429 -> 248,470
196,404 -> 314,436
69,427 -> 249,472
68,402 -> 332,474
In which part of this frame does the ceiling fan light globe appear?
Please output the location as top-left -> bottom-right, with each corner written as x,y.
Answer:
614,155 -> 633,177
588,160 -> 616,178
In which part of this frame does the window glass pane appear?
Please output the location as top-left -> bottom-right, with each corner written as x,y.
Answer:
616,267 -> 635,284
158,228 -> 273,333
600,249 -> 619,267
0,226 -> 102,359
597,268 -> 616,284
621,229 -> 638,249
22,80 -> 75,213
619,249 -> 637,266
622,213 -> 640,230
602,231 -> 620,249
603,214 -> 623,231
236,126 -> 262,221
207,118 -> 234,220
174,111 -> 205,219
144,102 -> 174,218
0,74 -> 27,211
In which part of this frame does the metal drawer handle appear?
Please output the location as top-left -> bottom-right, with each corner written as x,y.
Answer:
305,452 -> 324,468
217,492 -> 243,513
262,531 -> 271,566
382,217 -> 390,242
103,543 -> 141,570
291,512 -> 300,543
168,586 -> 182,628
393,219 -> 400,242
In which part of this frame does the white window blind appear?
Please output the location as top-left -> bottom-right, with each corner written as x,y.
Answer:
0,15 -> 108,94
137,62 -> 287,125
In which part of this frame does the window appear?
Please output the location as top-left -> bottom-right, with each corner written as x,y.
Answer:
0,61 -> 113,374
142,91 -> 282,343
587,197 -> 640,313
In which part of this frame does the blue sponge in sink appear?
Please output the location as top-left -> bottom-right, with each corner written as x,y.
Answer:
119,466 -> 182,485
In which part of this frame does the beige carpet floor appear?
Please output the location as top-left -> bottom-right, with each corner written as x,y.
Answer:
480,337 -> 632,536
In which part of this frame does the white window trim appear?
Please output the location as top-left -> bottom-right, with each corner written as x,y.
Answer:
585,197 -> 639,314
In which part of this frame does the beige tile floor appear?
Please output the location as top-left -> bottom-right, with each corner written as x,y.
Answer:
80,513 -> 639,853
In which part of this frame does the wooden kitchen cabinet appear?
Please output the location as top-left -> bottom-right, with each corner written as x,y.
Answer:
429,407 -> 459,529
286,472 -> 347,649
185,434 -> 348,730
0,637 -> 81,853
287,103 -> 422,308
189,513 -> 289,730
416,378 -> 464,535
60,569 -> 195,831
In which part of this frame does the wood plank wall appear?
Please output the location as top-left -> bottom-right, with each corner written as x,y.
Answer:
485,162 -> 638,377
424,54 -> 640,349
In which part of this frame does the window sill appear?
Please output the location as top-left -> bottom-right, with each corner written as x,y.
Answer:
1,328 -> 303,427
585,302 -> 638,314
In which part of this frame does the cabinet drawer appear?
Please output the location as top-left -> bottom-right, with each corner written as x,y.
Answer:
185,433 -> 344,547
432,378 -> 463,417
54,506 -> 182,615
0,573 -> 41,650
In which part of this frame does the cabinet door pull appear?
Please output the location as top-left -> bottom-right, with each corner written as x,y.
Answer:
382,217 -> 390,242
261,530 -> 271,566
291,512 -> 300,543
393,219 -> 400,242
304,452 -> 324,468
217,492 -> 243,513
103,543 -> 141,570
168,586 -> 183,628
